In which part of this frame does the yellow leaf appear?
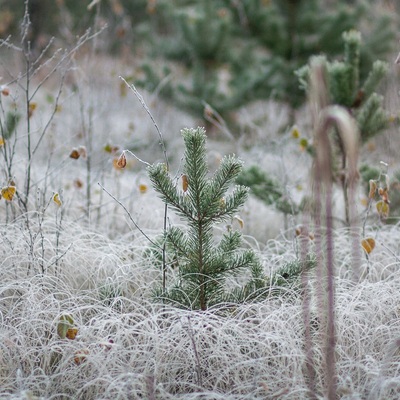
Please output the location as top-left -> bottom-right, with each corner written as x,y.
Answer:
299,138 -> 308,151
138,184 -> 148,194
53,192 -> 62,207
28,102 -> 37,118
182,174 -> 188,192
0,138 -> 5,147
1,186 -> 16,201
376,200 -> 389,219
104,143 -> 119,154
361,237 -> 375,254
291,126 -> 300,139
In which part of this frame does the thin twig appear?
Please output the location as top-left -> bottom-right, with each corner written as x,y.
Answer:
119,77 -> 169,168
123,150 -> 151,166
98,183 -> 160,249
120,77 -> 169,295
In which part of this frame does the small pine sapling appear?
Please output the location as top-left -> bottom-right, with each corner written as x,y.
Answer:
147,127 -> 312,309
147,127 -> 265,310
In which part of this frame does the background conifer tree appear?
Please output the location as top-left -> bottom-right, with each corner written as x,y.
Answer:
135,0 -> 394,124
297,30 -> 390,142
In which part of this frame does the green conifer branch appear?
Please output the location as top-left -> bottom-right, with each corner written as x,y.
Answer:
343,30 -> 361,102
361,60 -> 388,100
148,163 -> 192,220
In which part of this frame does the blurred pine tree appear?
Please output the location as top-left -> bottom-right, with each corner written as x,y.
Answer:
135,0 -> 395,125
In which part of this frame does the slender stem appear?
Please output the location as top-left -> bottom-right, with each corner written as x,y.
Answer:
120,77 -> 170,296
325,184 -> 337,399
24,55 -> 31,212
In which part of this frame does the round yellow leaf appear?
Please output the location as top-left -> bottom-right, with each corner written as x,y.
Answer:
376,200 -> 389,219
361,237 -> 375,254
1,186 -> 16,201
138,184 -> 148,194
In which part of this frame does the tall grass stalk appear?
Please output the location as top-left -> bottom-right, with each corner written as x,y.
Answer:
305,62 -> 361,399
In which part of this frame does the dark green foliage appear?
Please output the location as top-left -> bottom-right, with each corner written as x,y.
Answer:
236,165 -> 297,215
1,111 -> 21,141
234,0 -> 366,107
0,0 -> 154,54
135,0 -> 394,121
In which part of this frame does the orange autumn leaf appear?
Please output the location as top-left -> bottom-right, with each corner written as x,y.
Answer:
69,148 -> 80,159
378,187 -> 390,204
113,152 -> 127,169
368,180 -> 377,199
1,86 -> 10,96
74,349 -> 89,365
74,178 -> 83,189
361,237 -> 375,254
182,174 -> 188,192
66,327 -> 78,340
